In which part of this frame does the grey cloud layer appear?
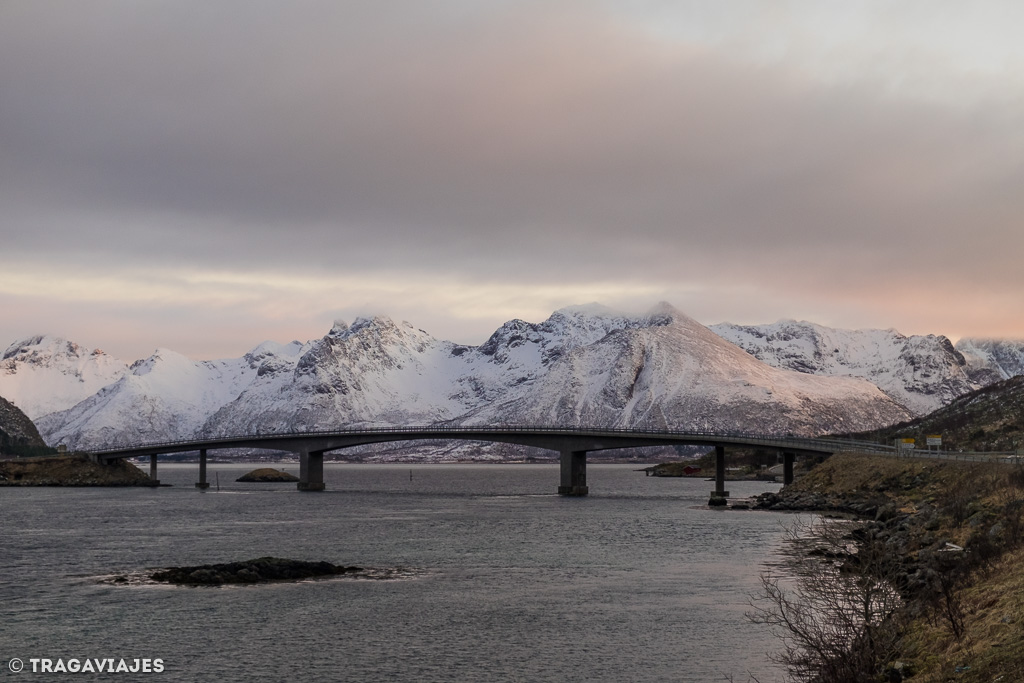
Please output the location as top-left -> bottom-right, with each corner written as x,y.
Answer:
2,1 -> 1023,288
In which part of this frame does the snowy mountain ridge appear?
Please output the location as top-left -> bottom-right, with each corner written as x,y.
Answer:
955,338 -> 1024,382
709,319 -> 984,415
29,305 -> 914,452
6,304 -> 1022,456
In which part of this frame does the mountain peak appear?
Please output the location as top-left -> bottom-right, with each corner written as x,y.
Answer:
552,303 -> 623,318
130,348 -> 192,376
0,335 -> 129,420
349,315 -> 398,332
646,301 -> 681,316
2,334 -> 83,362
644,301 -> 700,328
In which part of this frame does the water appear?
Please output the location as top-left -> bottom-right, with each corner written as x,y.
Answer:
1,463 -> 792,682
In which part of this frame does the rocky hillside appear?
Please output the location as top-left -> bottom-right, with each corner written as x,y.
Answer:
848,375 -> 1024,453
757,452 -> 1024,682
0,394 -> 48,456
955,337 -> 1024,381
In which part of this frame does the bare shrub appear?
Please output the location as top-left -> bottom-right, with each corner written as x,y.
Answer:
1006,463 -> 1024,490
749,518 -> 906,682
943,486 -> 973,528
918,550 -> 968,641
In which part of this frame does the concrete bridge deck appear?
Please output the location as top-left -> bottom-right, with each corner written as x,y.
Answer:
87,426 -> 896,501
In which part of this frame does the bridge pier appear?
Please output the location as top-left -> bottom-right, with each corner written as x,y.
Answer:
298,450 -> 326,491
708,445 -> 728,505
196,448 -> 210,489
782,451 -> 795,486
558,450 -> 588,496
149,454 -> 160,486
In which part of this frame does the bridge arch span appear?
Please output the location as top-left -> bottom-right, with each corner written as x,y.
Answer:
88,427 -> 893,499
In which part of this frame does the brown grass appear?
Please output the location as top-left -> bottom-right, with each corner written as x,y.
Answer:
791,453 -> 1024,679
902,545 -> 1024,682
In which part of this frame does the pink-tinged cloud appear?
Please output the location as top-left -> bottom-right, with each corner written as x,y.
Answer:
1,1 -> 1023,355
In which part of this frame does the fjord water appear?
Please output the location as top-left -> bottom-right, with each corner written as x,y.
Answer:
2,464 -> 790,682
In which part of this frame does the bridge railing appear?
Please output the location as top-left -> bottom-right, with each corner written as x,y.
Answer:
86,424 -> 899,456
84,425 -> 1024,464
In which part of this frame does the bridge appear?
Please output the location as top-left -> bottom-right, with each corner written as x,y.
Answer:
87,426 -> 897,501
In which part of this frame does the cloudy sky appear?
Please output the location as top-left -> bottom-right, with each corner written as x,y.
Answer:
2,1 -> 1023,360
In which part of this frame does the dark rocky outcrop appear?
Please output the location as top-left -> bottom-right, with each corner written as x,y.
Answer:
0,395 -> 50,457
236,467 -> 299,482
150,557 -> 362,585
753,489 -> 886,517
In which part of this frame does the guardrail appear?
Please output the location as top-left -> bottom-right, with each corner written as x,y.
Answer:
86,425 -> 900,456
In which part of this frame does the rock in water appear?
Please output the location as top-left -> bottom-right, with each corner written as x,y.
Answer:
150,557 -> 362,585
236,467 -> 299,482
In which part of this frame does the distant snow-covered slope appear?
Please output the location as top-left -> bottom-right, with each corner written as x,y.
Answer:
709,320 -> 980,415
37,341 -> 305,450
955,338 -> 1024,381
0,336 -> 128,419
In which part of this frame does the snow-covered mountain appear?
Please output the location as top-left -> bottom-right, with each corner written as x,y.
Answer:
38,341 -> 305,449
36,304 -> 914,451
955,338 -> 1024,382
709,320 -> 982,416
460,306 -> 911,435
200,305 -> 670,438
0,335 -> 129,419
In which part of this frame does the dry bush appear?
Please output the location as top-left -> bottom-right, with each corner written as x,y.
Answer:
749,518 -> 906,682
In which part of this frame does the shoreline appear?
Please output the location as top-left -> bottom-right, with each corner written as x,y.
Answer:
0,455 -> 156,486
751,451 -> 1024,681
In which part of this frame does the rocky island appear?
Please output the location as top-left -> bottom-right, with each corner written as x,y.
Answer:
236,467 -> 299,482
148,557 -> 362,585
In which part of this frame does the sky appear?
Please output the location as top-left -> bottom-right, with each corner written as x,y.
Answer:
2,1 -> 1024,361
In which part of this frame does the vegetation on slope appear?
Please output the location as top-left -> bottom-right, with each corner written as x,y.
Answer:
0,455 -> 154,486
848,375 -> 1024,453
758,453 -> 1024,681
